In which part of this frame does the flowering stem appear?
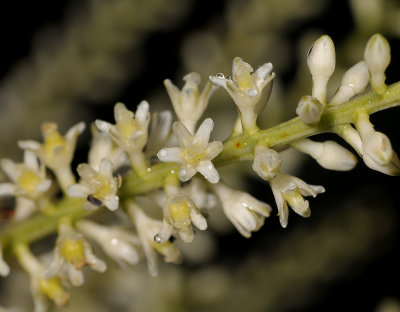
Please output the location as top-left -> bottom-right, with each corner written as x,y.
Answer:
1,81 -> 400,253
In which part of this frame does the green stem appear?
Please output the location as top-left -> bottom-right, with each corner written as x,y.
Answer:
1,81 -> 400,252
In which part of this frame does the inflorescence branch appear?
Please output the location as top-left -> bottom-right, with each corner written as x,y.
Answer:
0,33 -> 399,312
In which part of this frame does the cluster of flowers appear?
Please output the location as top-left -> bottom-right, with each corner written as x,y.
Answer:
0,33 -> 398,311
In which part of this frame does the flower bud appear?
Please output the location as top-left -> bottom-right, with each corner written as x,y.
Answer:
296,95 -> 324,124
330,61 -> 370,105
307,35 -> 336,103
364,33 -> 391,94
292,139 -> 357,171
252,145 -> 281,181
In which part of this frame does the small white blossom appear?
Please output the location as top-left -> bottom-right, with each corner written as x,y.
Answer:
157,195 -> 207,243
95,101 -> 150,154
88,125 -> 128,172
76,220 -> 140,267
296,95 -> 324,124
210,57 -> 275,134
211,182 -> 271,238
157,118 -> 223,183
18,122 -> 85,191
0,243 -> 10,277
181,177 -> 218,211
164,72 -> 217,133
307,35 -> 336,104
252,145 -> 325,227
270,173 -> 325,228
330,61 -> 370,105
47,221 -> 106,287
67,159 -> 120,211
127,201 -> 182,277
0,150 -> 51,200
292,138 -> 357,171
364,33 -> 391,94
15,244 -> 69,312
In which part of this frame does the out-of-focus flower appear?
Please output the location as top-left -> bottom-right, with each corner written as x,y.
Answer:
127,201 -> 182,277
296,95 -> 324,124
0,243 -> 10,277
18,122 -> 85,191
67,159 -> 120,211
47,220 -> 106,287
164,72 -> 217,133
157,118 -> 223,183
211,182 -> 271,238
76,220 -> 140,267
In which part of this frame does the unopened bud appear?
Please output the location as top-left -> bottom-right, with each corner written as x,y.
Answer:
292,139 -> 357,171
252,145 -> 281,181
364,33 -> 391,94
307,35 -> 336,103
330,61 -> 370,105
296,95 -> 324,124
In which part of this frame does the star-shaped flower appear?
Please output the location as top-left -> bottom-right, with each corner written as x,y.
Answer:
157,118 -> 223,183
210,57 -> 275,134
67,159 -> 120,211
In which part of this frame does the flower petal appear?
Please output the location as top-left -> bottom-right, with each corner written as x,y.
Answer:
197,160 -> 220,184
157,147 -> 184,163
193,118 -> 214,148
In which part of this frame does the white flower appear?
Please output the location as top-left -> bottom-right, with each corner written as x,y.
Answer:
67,159 -> 120,211
157,195 -> 207,243
0,150 -> 51,200
164,72 -> 217,133
330,61 -> 370,105
88,125 -> 128,172
15,244 -> 69,312
95,101 -> 150,154
339,120 -> 400,175
211,182 -> 271,238
127,201 -> 182,277
307,35 -> 335,104
47,221 -> 106,287
269,173 -> 325,228
291,138 -> 357,171
76,220 -> 140,267
18,122 -> 85,191
364,33 -> 391,94
157,118 -> 223,183
252,145 -> 325,227
209,57 -> 275,134
0,243 -> 10,277
295,95 -> 324,124
181,177 -> 218,211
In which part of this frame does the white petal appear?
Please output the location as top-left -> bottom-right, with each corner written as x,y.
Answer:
95,120 -> 114,134
172,121 -> 193,147
135,100 -> 150,125
254,62 -> 273,80
190,209 -> 207,230
24,150 -> 40,171
157,147 -> 184,163
0,183 -> 16,196
209,74 -> 228,88
68,265 -> 84,286
164,79 -> 180,110
1,159 -> 18,182
99,158 -> 113,177
243,195 -> 272,217
65,122 -> 85,141
205,141 -> 223,160
17,140 -> 42,152
179,226 -> 194,243
197,161 -> 219,184
66,184 -> 88,198
37,179 -> 52,193
77,163 -> 97,180
114,102 -> 131,123
103,195 -> 119,211
178,165 -> 197,182
270,181 -> 288,228
193,118 -> 213,148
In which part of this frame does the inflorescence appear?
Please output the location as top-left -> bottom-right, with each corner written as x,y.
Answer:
0,33 -> 399,311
